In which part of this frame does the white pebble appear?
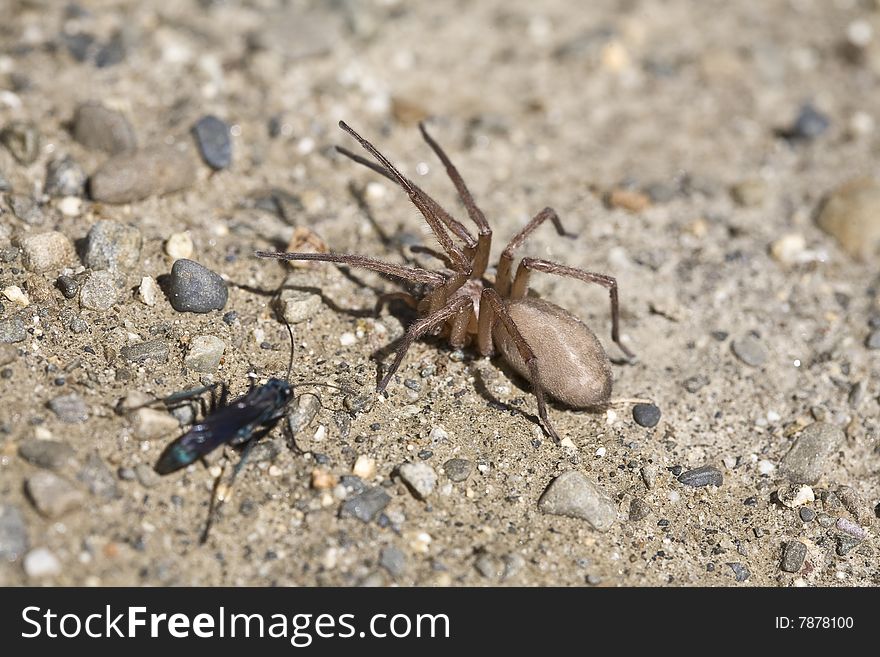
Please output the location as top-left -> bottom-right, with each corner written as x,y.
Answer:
24,547 -> 62,578
757,460 -> 775,475
352,455 -> 376,479
138,276 -> 160,307
595,446 -> 606,457
339,332 -> 357,346
57,196 -> 82,216
165,232 -> 194,259
847,20 -> 873,48
2,285 -> 29,307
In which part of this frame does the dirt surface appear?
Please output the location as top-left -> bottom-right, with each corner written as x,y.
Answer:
1,0 -> 879,587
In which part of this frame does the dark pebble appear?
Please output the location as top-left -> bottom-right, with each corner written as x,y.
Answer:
0,246 -> 17,264
781,103 -> 830,141
89,145 -> 197,204
781,541 -> 807,573
0,318 -> 27,343
379,546 -> 407,578
678,465 -> 723,488
18,439 -> 76,470
1,121 -> 40,165
816,513 -> 834,528
192,115 -> 232,170
339,487 -> 390,523
95,32 -> 126,68
629,497 -> 651,521
799,507 -> 816,523
866,330 -> 880,350
62,31 -> 95,62
72,102 -> 136,154
120,339 -> 170,363
726,562 -> 750,582
836,535 -> 861,556
56,275 -> 79,299
44,155 -> 87,197
632,403 -> 661,427
222,310 -> 238,325
0,504 -> 29,561
167,259 -> 228,313
443,458 -> 472,482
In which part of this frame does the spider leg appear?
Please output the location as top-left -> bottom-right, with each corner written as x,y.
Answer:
496,207 -> 576,296
377,296 -> 472,393
338,121 -> 471,272
479,288 -> 561,444
255,251 -> 446,287
374,291 -> 418,317
407,244 -> 455,269
336,146 -> 477,249
511,257 -> 634,360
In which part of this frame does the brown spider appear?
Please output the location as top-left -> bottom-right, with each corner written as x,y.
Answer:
256,120 -> 634,442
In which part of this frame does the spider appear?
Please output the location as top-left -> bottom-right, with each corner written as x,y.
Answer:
256,120 -> 635,442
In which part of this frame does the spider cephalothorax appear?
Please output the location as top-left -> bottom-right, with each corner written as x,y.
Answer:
257,120 -> 634,442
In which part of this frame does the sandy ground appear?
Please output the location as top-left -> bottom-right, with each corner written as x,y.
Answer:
0,0 -> 878,586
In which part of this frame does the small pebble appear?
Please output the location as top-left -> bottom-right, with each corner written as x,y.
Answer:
0,121 -> 40,164
731,334 -> 768,367
352,455 -> 376,479
0,504 -> 29,561
538,470 -> 617,532
165,232 -> 194,260
776,483 -> 815,508
167,259 -> 228,313
836,485 -> 870,524
47,393 -> 89,423
799,507 -> 816,522
89,145 -> 197,203
18,438 -> 76,470
184,335 -> 225,373
120,339 -> 170,363
192,115 -> 232,170
72,102 -> 136,154
132,407 -> 178,440
781,103 -> 830,141
44,155 -> 87,197
682,375 -> 709,393
275,288 -> 323,324
474,554 -> 502,580
836,517 -> 867,540
339,487 -> 390,523
836,535 -> 861,556
56,275 -> 79,299
632,403 -> 661,427
288,393 -> 321,436
77,451 -> 118,499
8,194 -> 44,224
79,270 -> 120,311
780,422 -> 843,484
23,547 -> 61,578
2,285 -> 28,307
727,562 -> 750,582
817,513 -> 835,528
379,546 -> 407,578
605,187 -> 650,212
781,541 -> 807,573
443,458 -> 472,482
0,318 -> 27,343
730,179 -> 767,207
310,468 -> 337,490
678,465 -> 723,488
18,231 -> 75,272
25,471 -> 85,518
816,178 -> 880,261
397,462 -> 437,500
629,497 -> 651,521
866,330 -> 880,350
770,233 -> 807,265
83,220 -> 142,271
640,464 -> 658,490
134,463 -> 160,488
138,276 -> 160,306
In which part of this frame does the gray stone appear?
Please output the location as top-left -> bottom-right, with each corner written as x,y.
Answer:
781,541 -> 807,573
18,231 -> 75,272
47,393 -> 89,423
836,535 -> 861,556
18,439 -> 77,470
836,485 -> 871,525
0,318 -> 26,343
79,270 -> 121,311
167,259 -> 228,313
866,330 -> 880,350
379,545 -> 406,577
629,497 -> 651,521
640,464 -> 658,490
44,155 -> 87,197
8,194 -> 44,224
121,339 -> 169,364
275,288 -> 322,324
397,462 -> 437,500
57,275 -> 79,299
77,451 -> 119,499
72,102 -> 136,154
184,335 -> 225,372
632,403 -> 661,427
816,178 -> 880,261
25,471 -> 85,518
683,375 -> 709,393
678,465 -> 723,487
192,115 -> 232,170
1,121 -> 40,164
782,103 -> 830,141
474,554 -> 502,580
0,504 -> 29,561
89,145 -> 197,203
339,487 -> 390,523
799,507 -> 816,522
537,470 -> 617,531
443,458 -> 472,482
82,220 -> 142,270
731,334 -> 768,367
727,562 -> 750,582
780,422 -> 843,484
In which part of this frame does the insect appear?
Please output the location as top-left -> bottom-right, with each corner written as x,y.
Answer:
257,121 -> 635,442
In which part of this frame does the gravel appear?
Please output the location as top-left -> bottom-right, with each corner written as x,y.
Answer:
629,497 -> 651,521
82,220 -> 143,270
379,545 -> 407,577
287,393 -> 321,437
443,458 -> 472,482
43,155 -> 87,197
184,335 -> 226,372
781,103 -> 830,141
816,178 -> 880,261
397,462 -> 437,499
131,407 -> 179,440
799,507 -> 816,522
56,275 -> 79,299
192,115 -> 232,170
89,144 -> 197,203
25,471 -> 85,518
120,339 -> 170,363
727,562 -> 750,582
780,422 -> 843,484
0,504 -> 29,561
18,439 -> 76,470
47,393 -> 89,423
0,120 -> 40,164
275,288 -> 323,324
836,517 -> 867,540
18,231 -> 75,272
537,470 -> 617,531
632,403 -> 661,427
167,259 -> 228,313
731,334 -> 768,367
339,487 -> 391,523
836,535 -> 861,556
72,101 -> 137,154
0,317 -> 27,343
8,194 -> 44,224
780,541 -> 807,573
79,270 -> 121,311
678,465 -> 723,487
866,330 -> 880,350
836,486 -> 871,525
77,451 -> 119,499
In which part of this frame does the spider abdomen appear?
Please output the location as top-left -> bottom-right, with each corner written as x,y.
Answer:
494,297 -> 612,408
